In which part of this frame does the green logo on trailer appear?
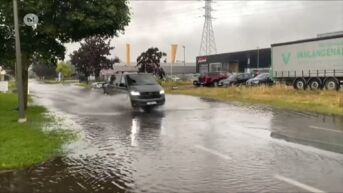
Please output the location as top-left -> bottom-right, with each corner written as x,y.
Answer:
282,52 -> 291,65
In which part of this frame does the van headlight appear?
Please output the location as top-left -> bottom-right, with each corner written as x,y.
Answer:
130,91 -> 140,96
160,90 -> 165,95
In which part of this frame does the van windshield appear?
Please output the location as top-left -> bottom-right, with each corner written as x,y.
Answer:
126,74 -> 158,86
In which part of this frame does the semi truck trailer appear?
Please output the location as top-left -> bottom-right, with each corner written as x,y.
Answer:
271,35 -> 343,90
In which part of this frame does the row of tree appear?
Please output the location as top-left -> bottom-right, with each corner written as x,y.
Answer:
31,37 -> 168,83
68,42 -> 168,81
69,44 -> 168,81
0,0 -> 131,108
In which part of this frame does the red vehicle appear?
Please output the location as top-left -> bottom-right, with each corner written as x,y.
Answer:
193,72 -> 228,87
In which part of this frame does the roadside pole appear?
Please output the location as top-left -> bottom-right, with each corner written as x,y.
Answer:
257,46 -> 260,69
183,45 -> 186,66
170,63 -> 173,80
13,0 -> 26,123
170,44 -> 177,81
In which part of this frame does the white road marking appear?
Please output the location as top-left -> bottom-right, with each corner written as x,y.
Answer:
194,145 -> 232,160
309,125 -> 343,134
76,182 -> 87,190
274,174 -> 326,193
76,112 -> 123,116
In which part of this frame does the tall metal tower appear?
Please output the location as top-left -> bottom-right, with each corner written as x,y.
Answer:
199,0 -> 217,56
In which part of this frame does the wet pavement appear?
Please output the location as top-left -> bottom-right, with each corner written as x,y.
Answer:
1,81 -> 343,193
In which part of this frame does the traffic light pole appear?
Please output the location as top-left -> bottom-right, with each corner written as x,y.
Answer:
13,0 -> 26,123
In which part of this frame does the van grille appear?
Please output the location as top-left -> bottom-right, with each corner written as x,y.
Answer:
140,92 -> 161,99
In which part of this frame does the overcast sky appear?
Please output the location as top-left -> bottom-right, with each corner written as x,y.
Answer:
64,0 -> 343,63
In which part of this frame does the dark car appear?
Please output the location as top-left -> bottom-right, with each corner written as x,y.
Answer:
103,72 -> 165,110
219,73 -> 253,87
246,72 -> 274,86
193,72 -> 228,87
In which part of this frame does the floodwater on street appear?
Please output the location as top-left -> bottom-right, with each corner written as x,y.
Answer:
1,81 -> 343,193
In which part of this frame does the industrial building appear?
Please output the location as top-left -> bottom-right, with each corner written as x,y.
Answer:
99,62 -> 197,80
160,63 -> 196,74
196,48 -> 271,74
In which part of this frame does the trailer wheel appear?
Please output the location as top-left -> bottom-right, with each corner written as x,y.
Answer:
293,78 -> 306,90
324,78 -> 339,91
309,78 -> 321,90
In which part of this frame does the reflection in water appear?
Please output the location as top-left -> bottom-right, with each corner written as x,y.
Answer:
130,111 -> 165,147
131,118 -> 139,147
270,110 -> 343,154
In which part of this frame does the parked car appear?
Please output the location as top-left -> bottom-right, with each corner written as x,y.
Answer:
246,73 -> 274,86
193,72 -> 228,87
103,72 -> 165,110
219,73 -> 252,87
218,76 -> 233,87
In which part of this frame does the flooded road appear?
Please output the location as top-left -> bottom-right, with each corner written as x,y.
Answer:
1,81 -> 343,193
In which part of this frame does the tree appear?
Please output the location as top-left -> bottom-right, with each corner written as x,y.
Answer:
137,47 -> 167,74
0,22 -> 15,71
31,56 -> 57,80
0,0 -> 130,108
70,36 -> 117,82
56,62 -> 72,81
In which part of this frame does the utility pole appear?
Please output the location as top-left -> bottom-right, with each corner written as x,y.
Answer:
257,46 -> 260,69
199,0 -> 217,56
183,45 -> 186,66
13,0 -> 26,123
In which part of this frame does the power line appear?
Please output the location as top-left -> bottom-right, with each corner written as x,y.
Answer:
116,1 -> 342,39
199,0 -> 217,56
126,1 -> 341,30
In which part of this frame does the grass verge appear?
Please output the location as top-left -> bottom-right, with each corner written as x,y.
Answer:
0,93 -> 73,170
159,80 -> 193,88
42,79 -> 61,84
8,80 -> 16,93
162,82 -> 343,116
76,82 -> 91,89
41,79 -> 90,89
43,79 -> 80,84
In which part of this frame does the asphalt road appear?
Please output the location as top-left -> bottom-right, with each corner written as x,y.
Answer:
1,81 -> 343,193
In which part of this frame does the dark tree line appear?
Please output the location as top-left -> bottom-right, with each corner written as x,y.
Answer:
0,0 -> 130,108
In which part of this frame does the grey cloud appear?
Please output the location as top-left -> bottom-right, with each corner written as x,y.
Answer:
65,1 -> 343,63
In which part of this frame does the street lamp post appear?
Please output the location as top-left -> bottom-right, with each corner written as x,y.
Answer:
257,46 -> 260,69
13,0 -> 26,123
183,45 -> 186,66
